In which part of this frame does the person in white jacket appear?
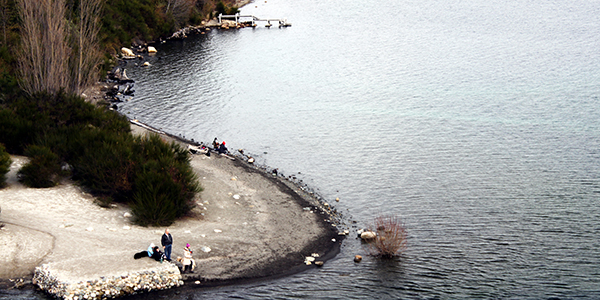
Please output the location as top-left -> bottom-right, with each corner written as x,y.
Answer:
182,243 -> 195,273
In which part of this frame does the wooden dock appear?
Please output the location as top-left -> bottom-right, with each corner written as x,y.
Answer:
218,13 -> 292,27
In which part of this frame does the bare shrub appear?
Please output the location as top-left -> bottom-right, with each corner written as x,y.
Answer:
364,215 -> 407,258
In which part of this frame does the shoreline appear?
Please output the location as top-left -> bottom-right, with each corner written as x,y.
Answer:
0,120 -> 346,298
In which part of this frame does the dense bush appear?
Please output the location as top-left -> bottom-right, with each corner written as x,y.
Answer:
18,145 -> 62,188
131,134 -> 201,226
0,143 -> 11,188
0,92 -> 202,225
365,215 -> 407,258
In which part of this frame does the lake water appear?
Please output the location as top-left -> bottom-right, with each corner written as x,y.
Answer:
5,0 -> 600,299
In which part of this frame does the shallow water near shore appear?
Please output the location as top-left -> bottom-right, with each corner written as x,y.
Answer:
5,0 -> 600,298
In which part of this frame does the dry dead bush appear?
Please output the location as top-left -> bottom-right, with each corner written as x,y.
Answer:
365,215 -> 407,258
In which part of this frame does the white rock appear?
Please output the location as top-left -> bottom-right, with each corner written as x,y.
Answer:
184,230 -> 191,234
86,227 -> 94,232
214,229 -> 222,233
200,246 -> 211,253
123,212 -> 132,218
233,194 -> 240,200
360,231 -> 377,240
305,256 -> 315,262
121,47 -> 135,57
123,226 -> 131,230
147,46 -> 157,53
142,62 -> 150,67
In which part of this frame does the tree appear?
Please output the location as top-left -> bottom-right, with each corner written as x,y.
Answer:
72,0 -> 104,94
17,0 -> 70,96
17,0 -> 104,96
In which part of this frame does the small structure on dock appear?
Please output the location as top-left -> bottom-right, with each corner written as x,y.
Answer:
218,13 -> 291,28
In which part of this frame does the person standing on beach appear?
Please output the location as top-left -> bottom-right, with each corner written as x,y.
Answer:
161,228 -> 173,261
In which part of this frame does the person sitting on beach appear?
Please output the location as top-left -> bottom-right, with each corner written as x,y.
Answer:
134,243 -> 164,262
218,141 -> 228,154
151,246 -> 165,262
182,243 -> 196,273
212,137 -> 219,150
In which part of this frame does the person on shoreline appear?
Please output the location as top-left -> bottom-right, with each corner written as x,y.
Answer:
161,229 -> 173,261
212,137 -> 219,150
182,243 -> 195,273
218,141 -> 228,154
134,243 -> 165,262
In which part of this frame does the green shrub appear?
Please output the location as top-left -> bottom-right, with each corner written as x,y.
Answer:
0,108 -> 35,155
71,129 -> 136,202
131,134 -> 201,226
0,143 -> 11,188
18,145 -> 62,188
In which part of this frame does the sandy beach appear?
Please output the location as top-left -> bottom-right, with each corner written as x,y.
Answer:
0,123 -> 340,293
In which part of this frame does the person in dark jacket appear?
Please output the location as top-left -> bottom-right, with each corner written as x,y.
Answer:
161,228 -> 173,261
218,141 -> 228,154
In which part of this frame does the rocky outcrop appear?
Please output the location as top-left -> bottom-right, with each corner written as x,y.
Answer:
33,263 -> 182,300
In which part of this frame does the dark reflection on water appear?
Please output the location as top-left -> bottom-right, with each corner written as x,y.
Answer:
6,0 -> 600,299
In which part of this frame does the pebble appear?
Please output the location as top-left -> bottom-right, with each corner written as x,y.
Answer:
213,229 -> 222,233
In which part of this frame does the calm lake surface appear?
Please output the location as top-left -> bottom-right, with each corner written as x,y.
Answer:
6,0 -> 600,299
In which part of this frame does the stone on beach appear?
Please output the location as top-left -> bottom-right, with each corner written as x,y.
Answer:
121,47 -> 135,58
360,231 -> 376,240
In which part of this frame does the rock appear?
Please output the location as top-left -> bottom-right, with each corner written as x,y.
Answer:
305,256 -> 315,262
142,62 -> 150,67
86,227 -> 94,232
123,212 -> 132,218
200,246 -> 211,253
123,226 -> 130,230
247,157 -> 254,164
213,229 -> 222,233
121,47 -> 135,58
354,255 -> 362,262
314,261 -> 324,266
233,194 -> 240,200
147,46 -> 157,53
360,231 -> 376,240
335,197 -> 340,202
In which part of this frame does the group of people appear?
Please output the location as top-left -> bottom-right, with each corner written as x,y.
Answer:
212,137 -> 228,154
133,228 -> 196,273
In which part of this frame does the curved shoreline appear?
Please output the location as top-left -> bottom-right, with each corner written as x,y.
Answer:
0,121 -> 345,298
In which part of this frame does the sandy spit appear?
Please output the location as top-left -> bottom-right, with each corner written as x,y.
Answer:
0,123 -> 341,292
